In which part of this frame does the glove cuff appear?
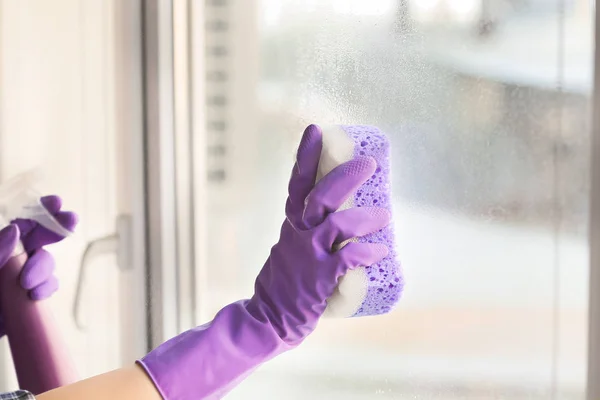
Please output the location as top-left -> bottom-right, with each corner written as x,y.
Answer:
138,300 -> 291,400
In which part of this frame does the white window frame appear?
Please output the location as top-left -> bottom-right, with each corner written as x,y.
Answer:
142,0 -> 206,346
586,2 -> 600,398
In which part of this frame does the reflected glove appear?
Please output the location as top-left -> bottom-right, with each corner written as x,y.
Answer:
0,195 -> 78,336
139,125 -> 391,400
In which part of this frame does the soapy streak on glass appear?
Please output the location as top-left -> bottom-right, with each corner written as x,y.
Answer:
199,0 -> 591,398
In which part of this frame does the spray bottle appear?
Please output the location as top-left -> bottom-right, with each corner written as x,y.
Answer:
0,171 -> 78,394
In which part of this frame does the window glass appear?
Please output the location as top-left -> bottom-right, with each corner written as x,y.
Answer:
200,0 -> 592,398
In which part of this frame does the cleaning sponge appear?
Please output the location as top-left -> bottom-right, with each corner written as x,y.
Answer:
318,125 -> 403,317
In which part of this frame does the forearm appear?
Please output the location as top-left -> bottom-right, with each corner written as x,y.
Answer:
37,365 -> 161,400
0,253 -> 77,394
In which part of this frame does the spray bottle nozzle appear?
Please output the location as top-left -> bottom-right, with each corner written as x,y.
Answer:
0,170 -> 73,238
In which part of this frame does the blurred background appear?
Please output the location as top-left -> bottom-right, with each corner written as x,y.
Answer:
0,0 -> 595,399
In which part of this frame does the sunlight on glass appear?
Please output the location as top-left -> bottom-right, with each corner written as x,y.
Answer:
447,0 -> 480,20
332,0 -> 396,16
411,0 -> 442,22
415,0 -> 441,11
261,0 -> 282,27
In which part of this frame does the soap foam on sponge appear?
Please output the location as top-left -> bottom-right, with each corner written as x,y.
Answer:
318,125 -> 403,318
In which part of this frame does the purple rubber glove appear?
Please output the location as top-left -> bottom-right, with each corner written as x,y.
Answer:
0,195 -> 78,336
139,125 -> 391,400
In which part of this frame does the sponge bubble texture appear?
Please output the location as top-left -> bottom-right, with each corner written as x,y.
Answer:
318,125 -> 403,318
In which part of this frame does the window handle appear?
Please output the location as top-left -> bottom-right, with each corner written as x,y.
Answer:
72,215 -> 132,331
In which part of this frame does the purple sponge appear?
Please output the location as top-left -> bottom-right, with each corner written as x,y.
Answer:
317,125 -> 403,318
